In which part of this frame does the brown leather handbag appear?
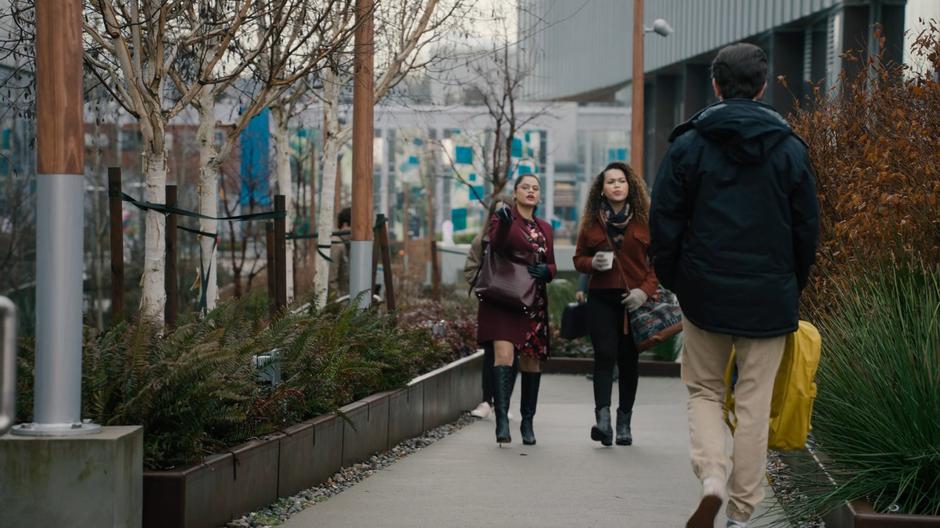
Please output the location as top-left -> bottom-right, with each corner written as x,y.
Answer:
473,244 -> 537,311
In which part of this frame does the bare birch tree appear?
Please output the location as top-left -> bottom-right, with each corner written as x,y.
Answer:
313,0 -> 469,305
183,0 -> 354,308
81,0 -> 259,321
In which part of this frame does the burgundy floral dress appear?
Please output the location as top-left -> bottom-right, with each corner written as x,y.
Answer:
518,218 -> 550,360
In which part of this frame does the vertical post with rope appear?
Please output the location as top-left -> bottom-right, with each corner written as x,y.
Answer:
630,0 -> 645,180
350,0 -> 375,308
108,167 -> 124,324
308,142 -> 318,289
266,222 -> 277,317
14,0 -> 99,435
165,185 -> 178,329
274,195 -> 288,311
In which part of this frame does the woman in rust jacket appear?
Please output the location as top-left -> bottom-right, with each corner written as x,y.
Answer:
573,161 -> 657,446
477,174 -> 556,446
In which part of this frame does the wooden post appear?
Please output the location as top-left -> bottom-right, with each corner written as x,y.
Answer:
266,222 -> 276,317
350,0 -> 375,307
308,142 -> 318,288
426,166 -> 440,299
274,195 -> 288,311
108,167 -> 124,323
630,0 -> 645,180
24,0 -> 97,433
165,185 -> 178,328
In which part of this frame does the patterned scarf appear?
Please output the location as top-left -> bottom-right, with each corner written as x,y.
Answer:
600,200 -> 633,249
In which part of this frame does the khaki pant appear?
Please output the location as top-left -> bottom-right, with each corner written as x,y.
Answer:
681,319 -> 786,522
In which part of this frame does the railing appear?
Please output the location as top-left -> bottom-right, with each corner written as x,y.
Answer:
0,296 -> 17,436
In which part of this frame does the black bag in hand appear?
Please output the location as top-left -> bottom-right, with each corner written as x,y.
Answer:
560,302 -> 589,340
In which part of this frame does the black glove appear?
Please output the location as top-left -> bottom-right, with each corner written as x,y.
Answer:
528,263 -> 551,282
496,206 -> 513,224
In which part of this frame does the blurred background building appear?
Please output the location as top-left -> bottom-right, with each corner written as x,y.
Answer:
517,0 -> 937,183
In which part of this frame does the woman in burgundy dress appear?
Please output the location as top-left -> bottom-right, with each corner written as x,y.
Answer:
477,174 -> 556,446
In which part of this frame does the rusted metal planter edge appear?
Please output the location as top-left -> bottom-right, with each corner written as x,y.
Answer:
780,447 -> 940,527
143,351 -> 484,528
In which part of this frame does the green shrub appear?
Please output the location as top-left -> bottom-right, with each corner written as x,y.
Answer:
546,278 -> 577,325
16,292 -> 457,469
793,261 -> 939,516
648,332 -> 681,362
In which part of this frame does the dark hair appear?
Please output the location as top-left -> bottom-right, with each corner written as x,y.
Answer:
711,43 -> 768,100
337,207 -> 351,227
513,173 -> 541,191
578,161 -> 649,233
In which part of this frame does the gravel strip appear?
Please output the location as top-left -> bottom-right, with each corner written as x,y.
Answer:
763,451 -> 825,528
227,413 -> 478,527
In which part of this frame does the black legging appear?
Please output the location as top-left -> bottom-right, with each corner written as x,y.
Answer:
481,341 -> 519,403
587,289 -> 639,412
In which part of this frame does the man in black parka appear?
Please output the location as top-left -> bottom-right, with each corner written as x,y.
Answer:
649,43 -> 819,528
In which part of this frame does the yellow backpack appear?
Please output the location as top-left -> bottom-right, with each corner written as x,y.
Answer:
723,320 -> 822,451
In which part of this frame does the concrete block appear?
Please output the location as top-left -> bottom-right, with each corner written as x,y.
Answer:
0,425 -> 143,528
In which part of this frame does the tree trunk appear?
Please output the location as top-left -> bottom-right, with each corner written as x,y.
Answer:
91,117 -> 105,330
196,91 -> 220,311
271,105 -> 295,302
314,72 -> 341,306
140,145 -> 167,322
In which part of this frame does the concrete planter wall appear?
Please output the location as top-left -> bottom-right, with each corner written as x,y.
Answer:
143,351 -> 483,528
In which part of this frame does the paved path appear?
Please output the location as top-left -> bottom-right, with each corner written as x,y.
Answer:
283,375 -> 786,528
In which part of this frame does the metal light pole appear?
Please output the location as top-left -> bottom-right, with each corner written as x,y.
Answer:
13,0 -> 100,436
349,0 -> 375,308
630,0 -> 645,180
630,0 -> 672,181
0,297 -> 16,436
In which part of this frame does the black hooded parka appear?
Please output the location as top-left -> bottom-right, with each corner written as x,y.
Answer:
649,98 -> 820,338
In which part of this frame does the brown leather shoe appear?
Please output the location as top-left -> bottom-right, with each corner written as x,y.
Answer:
687,494 -> 722,528
686,477 -> 725,528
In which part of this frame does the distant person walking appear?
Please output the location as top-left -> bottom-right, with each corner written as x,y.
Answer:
648,43 -> 819,528
328,207 -> 351,299
573,161 -> 658,447
477,174 -> 556,446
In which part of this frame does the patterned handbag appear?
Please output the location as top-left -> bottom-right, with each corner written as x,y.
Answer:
601,225 -> 683,351
627,286 -> 683,351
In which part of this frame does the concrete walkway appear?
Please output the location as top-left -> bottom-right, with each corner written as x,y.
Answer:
283,375 -> 786,528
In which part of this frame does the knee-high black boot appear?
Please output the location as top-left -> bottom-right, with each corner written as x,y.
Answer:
493,365 -> 515,444
520,372 -> 541,445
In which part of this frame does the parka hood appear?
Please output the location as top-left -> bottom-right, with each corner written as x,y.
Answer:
670,99 -> 801,164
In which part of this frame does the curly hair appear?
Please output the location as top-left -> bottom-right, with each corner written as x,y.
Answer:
579,161 -> 650,233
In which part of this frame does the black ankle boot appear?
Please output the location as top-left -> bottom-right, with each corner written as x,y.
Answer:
591,407 -> 613,446
616,408 -> 633,446
493,365 -> 515,444
520,372 -> 541,445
